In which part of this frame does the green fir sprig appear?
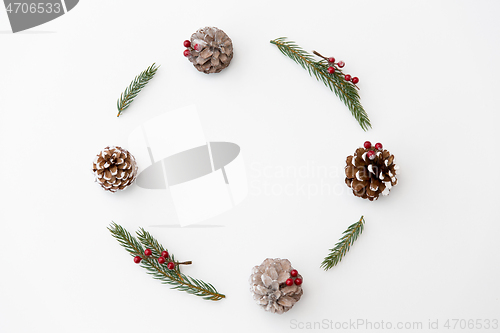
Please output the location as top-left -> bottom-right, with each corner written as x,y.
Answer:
321,216 -> 366,270
108,222 -> 225,301
270,37 -> 371,131
116,63 -> 159,117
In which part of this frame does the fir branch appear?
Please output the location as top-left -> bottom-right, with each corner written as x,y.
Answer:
320,216 -> 366,270
108,222 -> 225,301
270,37 -> 371,131
116,63 -> 159,117
108,222 -> 144,257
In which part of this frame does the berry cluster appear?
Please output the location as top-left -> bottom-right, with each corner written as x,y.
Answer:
363,141 -> 383,160
183,39 -> 200,57
312,51 -> 359,85
285,269 -> 303,286
325,57 -> 359,84
134,249 -> 176,270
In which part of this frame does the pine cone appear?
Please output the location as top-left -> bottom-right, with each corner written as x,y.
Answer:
187,27 -> 233,74
92,146 -> 138,193
345,143 -> 399,201
249,258 -> 303,314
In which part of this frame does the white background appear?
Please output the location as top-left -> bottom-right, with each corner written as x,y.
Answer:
1,1 -> 499,332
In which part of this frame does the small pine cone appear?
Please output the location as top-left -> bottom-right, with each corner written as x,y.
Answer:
187,27 -> 233,74
92,146 -> 138,193
249,258 -> 303,314
345,145 -> 399,201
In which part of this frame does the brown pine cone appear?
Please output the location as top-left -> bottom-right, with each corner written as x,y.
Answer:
186,27 -> 233,74
92,146 -> 138,193
345,143 -> 399,201
249,258 -> 303,314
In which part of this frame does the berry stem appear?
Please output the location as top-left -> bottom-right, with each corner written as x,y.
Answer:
312,50 -> 329,61
176,261 -> 193,265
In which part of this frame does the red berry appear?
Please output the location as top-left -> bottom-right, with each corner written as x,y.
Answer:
158,257 -> 166,264
183,40 -> 191,48
194,44 -> 200,51
352,77 -> 359,84
345,74 -> 351,81
161,251 -> 169,258
144,249 -> 152,256
327,67 -> 335,74
290,269 -> 298,277
167,262 -> 175,270
367,150 -> 376,160
183,49 -> 191,57
337,61 -> 345,68
328,57 -> 335,63
133,256 -> 142,264
294,278 -> 303,286
364,141 -> 372,149
375,142 -> 383,150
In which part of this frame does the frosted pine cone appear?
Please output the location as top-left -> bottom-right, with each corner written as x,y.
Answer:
249,258 -> 303,314
345,142 -> 399,201
186,27 -> 233,74
92,146 -> 138,193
